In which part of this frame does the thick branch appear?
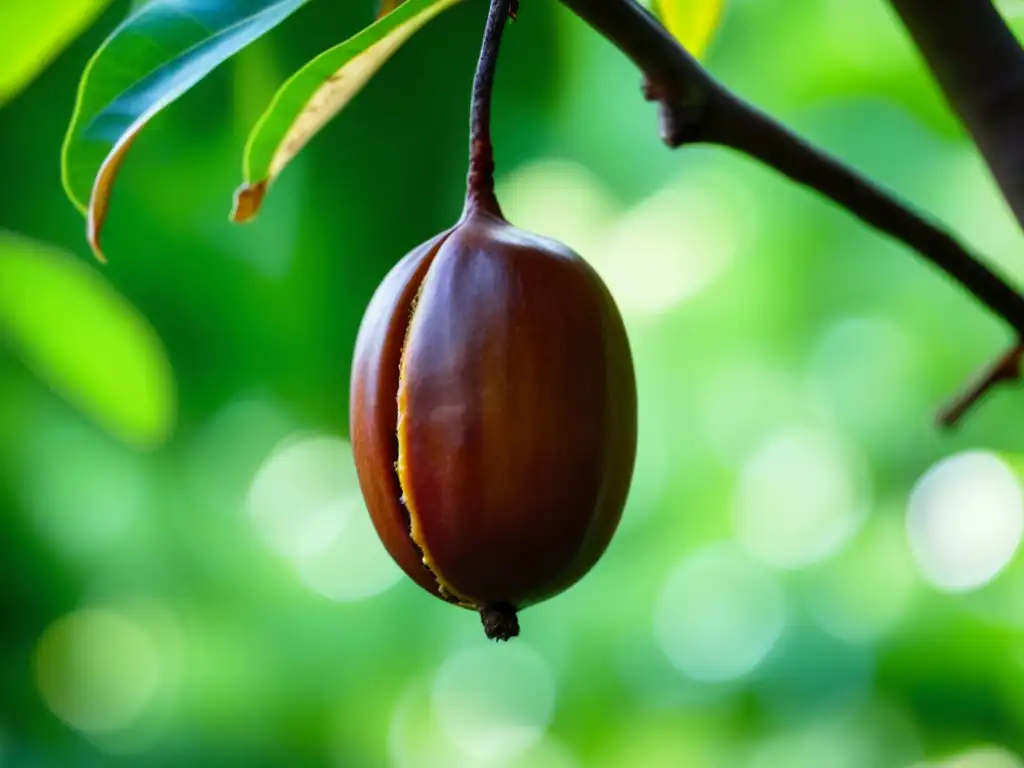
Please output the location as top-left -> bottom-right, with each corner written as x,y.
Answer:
888,0 -> 1024,230
558,0 -> 713,106
556,0 -> 1024,425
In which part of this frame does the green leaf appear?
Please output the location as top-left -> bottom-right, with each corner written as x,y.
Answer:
0,231 -> 176,448
0,0 -> 112,106
653,0 -> 725,58
231,0 -> 463,223
61,0 -> 311,262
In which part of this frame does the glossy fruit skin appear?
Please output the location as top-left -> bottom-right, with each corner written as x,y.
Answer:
350,208 -> 637,616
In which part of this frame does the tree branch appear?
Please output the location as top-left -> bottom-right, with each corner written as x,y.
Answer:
887,0 -> 1024,231
557,0 -> 1024,426
938,343 -> 1024,427
708,94 -> 1024,330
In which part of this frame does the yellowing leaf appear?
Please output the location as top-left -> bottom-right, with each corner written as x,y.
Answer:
0,231 -> 176,448
232,0 -> 463,223
0,0 -> 111,106
654,0 -> 725,58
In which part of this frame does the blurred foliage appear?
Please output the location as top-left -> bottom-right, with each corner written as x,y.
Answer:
0,231 -> 174,447
652,0 -> 723,58
3,0 -> 1024,766
0,0 -> 111,106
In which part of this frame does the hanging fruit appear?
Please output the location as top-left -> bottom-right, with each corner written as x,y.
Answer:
350,0 -> 637,640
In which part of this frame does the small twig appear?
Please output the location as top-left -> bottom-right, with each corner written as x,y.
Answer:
557,0 -> 1024,425
937,343 -> 1024,428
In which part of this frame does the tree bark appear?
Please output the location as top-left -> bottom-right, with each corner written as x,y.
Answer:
888,0 -> 1024,229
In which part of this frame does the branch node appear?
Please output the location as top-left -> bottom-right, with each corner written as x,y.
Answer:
937,342 -> 1024,429
640,77 -> 705,147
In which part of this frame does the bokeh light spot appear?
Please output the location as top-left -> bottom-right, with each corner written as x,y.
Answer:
247,434 -> 357,558
808,513 -> 919,643
248,433 -> 402,602
498,160 -> 749,318
497,158 -> 618,259
700,356 -> 806,468
431,643 -> 557,762
749,726 -> 858,768
654,545 -> 786,682
591,182 -> 742,317
617,337 -> 674,532
746,701 -> 920,768
514,737 -> 581,768
19,416 -> 148,557
187,396 -> 293,512
911,745 -> 1024,768
733,426 -> 871,569
34,609 -> 164,735
295,498 -> 403,602
388,678 -> 468,768
806,316 -> 920,444
907,451 -> 1024,593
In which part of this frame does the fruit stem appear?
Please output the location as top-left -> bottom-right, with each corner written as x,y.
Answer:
465,0 -> 516,216
480,602 -> 520,641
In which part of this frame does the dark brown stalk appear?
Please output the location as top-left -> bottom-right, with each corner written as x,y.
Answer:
938,343 -> 1024,428
465,0 -> 516,216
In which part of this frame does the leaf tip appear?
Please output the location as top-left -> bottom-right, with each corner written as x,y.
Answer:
86,218 -> 108,264
231,180 -> 268,224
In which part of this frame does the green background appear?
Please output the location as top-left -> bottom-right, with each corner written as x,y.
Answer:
3,1 -> 1024,765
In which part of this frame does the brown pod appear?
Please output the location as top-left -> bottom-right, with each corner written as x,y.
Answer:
348,0 -> 637,640
350,208 -> 637,639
